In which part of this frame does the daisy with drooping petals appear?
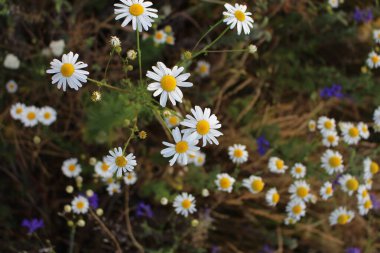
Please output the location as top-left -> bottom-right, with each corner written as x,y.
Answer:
367,51 -> 380,69
105,147 -> 137,177
181,106 -> 223,146
124,171 -> 137,185
215,173 -> 235,193
71,196 -> 89,214
289,180 -> 312,202
321,149 -> 344,175
242,175 -> 265,194
164,112 -> 181,128
46,52 -> 89,91
21,106 -> 39,127
38,106 -> 57,126
193,151 -> 206,167
173,192 -> 196,217
341,122 -> 361,145
357,185 -> 370,203
373,106 -> 380,125
320,182 -> 334,200
10,103 -> 26,120
146,62 -> 193,107
268,157 -> 288,174
322,130 -> 339,147
223,3 -> 254,35
114,0 -> 158,31
358,198 -> 373,216
228,144 -> 248,164
338,174 -> 359,196
153,30 -> 167,44
265,188 -> 280,206
95,158 -> 113,178
329,207 -> 354,226
195,61 -> 210,78
107,182 -> 121,196
317,116 -> 336,134
161,127 -> 199,166
358,122 -> 370,139
363,157 -> 379,179
5,80 -> 18,93
62,158 -> 82,178
290,163 -> 307,179
308,120 -> 316,132
286,199 -> 306,221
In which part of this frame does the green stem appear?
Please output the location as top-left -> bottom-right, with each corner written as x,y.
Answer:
192,27 -> 229,59
137,29 -> 142,83
104,49 -> 115,79
192,19 -> 223,50
87,78 -> 128,93
68,226 -> 76,253
123,128 -> 135,153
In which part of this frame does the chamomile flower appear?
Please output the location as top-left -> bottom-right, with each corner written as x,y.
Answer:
242,175 -> 265,194
320,182 -> 334,200
166,34 -> 175,45
124,171 -> 137,185
21,106 -> 39,127
317,116 -> 336,134
373,106 -> 380,125
94,158 -> 113,178
265,188 -> 280,206
284,216 -> 297,225
146,62 -> 193,107
268,157 -> 288,174
366,51 -> 380,69
195,61 -> 210,78
107,183 -> 121,196
5,80 -> 18,93
105,147 -> 137,177
228,144 -> 249,164
373,29 -> 380,44
289,180 -> 312,202
193,151 -> 206,167
161,127 -> 199,166
71,196 -> 89,214
357,185 -> 370,203
153,30 -> 167,44
329,207 -> 354,226
290,163 -> 307,179
358,198 -> 373,216
215,173 -> 235,193
38,106 -> 57,126
341,122 -> 361,145
364,177 -> 373,190
173,192 -> 196,217
62,158 -> 82,178
308,120 -> 316,132
328,0 -> 339,8
358,122 -> 370,139
286,199 -> 306,221
114,0 -> 158,32
164,112 -> 181,128
10,103 -> 26,120
223,3 -> 254,35
321,149 -> 344,175
322,130 -> 339,147
46,52 -> 89,91
363,157 -> 379,179
180,106 -> 222,146
338,174 -> 359,196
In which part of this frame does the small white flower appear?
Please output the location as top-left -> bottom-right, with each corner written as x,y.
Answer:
367,51 -> 380,69
268,157 -> 288,174
358,122 -> 370,139
329,207 -> 354,226
338,174 -> 359,196
193,151 -> 206,167
153,30 -> 167,44
223,3 -> 254,35
94,158 -> 113,178
107,182 -> 121,196
173,192 -> 196,217
290,163 -> 307,179
38,106 -> 57,126
317,116 -> 336,134
248,44 -> 257,54
242,175 -> 265,194
110,36 -> 121,47
363,157 -> 379,179
10,103 -> 26,120
265,188 -> 280,206
124,171 -> 137,185
71,196 -> 89,214
21,106 -> 39,127
3,53 -> 20,69
105,147 -> 137,177
320,149 -> 344,175
286,199 -> 306,221
62,158 -> 82,178
164,112 -> 181,128
328,0 -> 339,8
284,216 -> 297,225
308,120 -> 316,132
289,180 -> 312,202
49,39 -> 65,56
195,61 -> 210,78
228,144 -> 248,164
319,182 -> 333,200
322,130 -> 339,147
358,198 -> 373,216
340,122 -> 361,145
165,34 -> 175,45
215,173 -> 235,193
373,106 -> 380,125
5,80 -> 18,93
373,29 -> 380,44
356,185 -> 370,203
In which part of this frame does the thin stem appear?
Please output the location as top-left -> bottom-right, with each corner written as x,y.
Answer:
123,126 -> 136,153
192,27 -> 229,59
192,19 -> 223,50
125,187 -> 145,253
202,49 -> 248,53
68,227 -> 76,253
136,29 -> 142,83
87,78 -> 128,93
104,49 -> 115,79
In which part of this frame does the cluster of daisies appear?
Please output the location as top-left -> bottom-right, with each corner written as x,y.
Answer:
152,26 -> 175,45
10,103 -> 57,127
366,29 -> 380,69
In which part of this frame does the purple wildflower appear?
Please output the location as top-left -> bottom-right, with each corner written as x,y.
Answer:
370,193 -> 380,210
353,7 -> 373,23
21,218 -> 44,234
320,84 -> 344,99
332,173 -> 343,189
211,246 -> 220,253
136,202 -> 154,218
346,247 -> 361,253
257,135 -> 270,156
88,193 -> 99,209
260,244 -> 275,253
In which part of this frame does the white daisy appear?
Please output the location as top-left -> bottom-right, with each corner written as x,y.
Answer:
265,188 -> 280,207
107,182 -> 121,196
62,158 -> 82,178
223,3 -> 254,35
290,163 -> 307,179
10,103 -> 26,120
358,198 -> 373,216
161,127 -> 199,166
341,122 -> 361,145
105,147 -> 137,177
329,207 -> 354,226
3,53 -> 20,69
228,144 -> 249,165
289,180 -> 312,202
193,151 -> 206,167
242,175 -> 265,194
46,51 -> 89,91
321,149 -> 344,175
173,192 -> 196,217
153,30 -> 167,44
5,80 -> 18,93
165,34 -> 175,45
373,106 -> 380,125
146,62 -> 193,107
373,29 -> 380,44
71,196 -> 89,214
164,112 -> 181,128
180,106 -> 223,146
94,158 -> 113,178
286,199 -> 306,221
317,116 -> 336,134
195,61 -> 210,78
364,177 -> 373,190
338,174 -> 359,196
268,157 -> 288,174
356,185 -> 370,203
114,0 -> 158,32
21,106 -> 39,127
363,157 -> 379,179
284,216 -> 297,225
308,120 -> 316,132
49,39 -> 65,56
319,182 -> 333,200
328,0 -> 339,8
321,130 -> 339,147
366,51 -> 380,69
215,173 -> 235,193
124,171 -> 137,185
38,106 -> 57,126
358,122 -> 370,139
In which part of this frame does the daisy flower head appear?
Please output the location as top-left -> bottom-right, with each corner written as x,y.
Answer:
71,195 -> 89,214
290,163 -> 307,179
321,149 -> 344,175
223,3 -> 254,35
124,171 -> 137,185
364,157 -> 379,179
357,185 -> 370,203
320,182 -> 334,200
215,173 -> 235,193
146,62 -> 193,107
289,180 -> 312,202
341,122 -> 361,145
364,177 -> 373,190
5,80 -> 18,93
308,120 -> 316,132
105,147 -> 137,177
161,127 -> 200,166
153,30 -> 167,44
193,151 -> 206,167
242,175 -> 265,194
10,103 -> 26,120
317,116 -> 336,134
62,158 -> 82,178
338,174 -> 359,196
373,106 -> 380,125
195,60 -> 210,78
180,106 -> 223,147
114,0 -> 158,32
173,192 -> 196,217
322,130 -> 339,147
164,112 -> 182,128
165,34 -> 175,45
107,182 -> 121,196
38,106 -> 57,126
358,122 -> 370,139
286,199 -> 306,221
228,144 -> 248,164
329,207 -> 354,226
265,188 -> 280,206
373,29 -> 380,44
46,52 -> 89,91
268,157 -> 288,174
21,106 -> 39,127
284,216 -> 297,226
94,158 -> 113,178
366,51 -> 380,69
358,198 -> 373,216
328,0 -> 339,8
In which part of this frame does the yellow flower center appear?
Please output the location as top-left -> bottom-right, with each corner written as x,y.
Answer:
327,135 -> 335,143
272,193 -> 280,203
16,108 -> 23,114
233,149 -> 243,158
251,180 -> 264,192
364,200 -> 372,209
166,36 -> 174,44
346,178 -> 359,191
181,199 -> 191,209
160,75 -> 177,92
296,186 -> 309,198
115,156 -> 127,167
196,120 -> 210,135
234,10 -> 246,21
101,163 -> 109,172
27,112 -> 36,120
68,164 -> 76,172
60,63 -> 75,77
348,127 -> 359,138
129,3 -> 144,16
292,205 -> 302,215
76,201 -> 84,209
324,121 -> 333,129
326,186 -> 332,195
328,156 -> 341,168
372,55 -> 379,64
337,214 -> 349,225
197,157 -> 204,163
44,112 -> 51,119
276,159 -> 284,170
168,116 -> 179,125
127,174 -> 133,179
175,141 -> 189,153
362,189 -> 368,198
362,126 -> 368,133
199,65 -> 208,73
220,177 -> 231,189
370,162 -> 379,174
295,167 -> 303,174
155,32 -> 163,40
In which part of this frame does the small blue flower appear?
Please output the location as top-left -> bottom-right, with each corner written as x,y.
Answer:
370,193 -> 380,210
88,193 -> 99,209
353,7 -> 373,23
346,247 -> 361,253
21,218 -> 44,234
260,244 -> 275,253
211,246 -> 220,253
257,135 -> 270,156
320,84 -> 344,99
136,202 -> 154,218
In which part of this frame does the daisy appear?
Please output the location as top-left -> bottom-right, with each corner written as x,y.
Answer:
62,158 -> 82,178
173,192 -> 196,217
268,157 -> 288,174
242,175 -> 265,194
49,39 -> 65,56
71,196 -> 89,214
373,29 -> 380,44
223,3 -> 254,35
21,106 -> 39,127
265,188 -> 280,206
366,51 -> 380,69
105,147 -> 137,177
228,144 -> 249,164
289,180 -> 312,202
10,103 -> 26,120
124,171 -> 137,185
166,34 -> 175,45
363,157 -> 379,178
358,198 -> 372,216
328,0 -> 339,8
181,106 -> 223,147
321,149 -> 344,175
114,0 -> 158,32
107,183 -> 121,196
364,177 -> 373,190
46,52 -> 89,91
195,61 -> 210,78
358,122 -> 370,139
356,185 -> 370,203
5,80 -> 18,93
94,158 -> 113,178
341,122 -> 361,145
321,130 -> 339,147
373,106 -> 380,125
164,112 -> 181,128
308,120 -> 316,132
193,151 -> 206,167
146,62 -> 193,107
38,106 -> 57,126
286,199 -> 306,221
161,127 -> 199,166
317,116 -> 336,134
153,30 -> 167,44
329,207 -> 354,226
284,216 -> 297,225
320,182 -> 333,200
338,174 -> 359,196
290,163 -> 307,179
3,53 -> 20,69
215,173 -> 235,193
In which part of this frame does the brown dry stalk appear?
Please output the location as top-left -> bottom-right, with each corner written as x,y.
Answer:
125,187 -> 145,253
